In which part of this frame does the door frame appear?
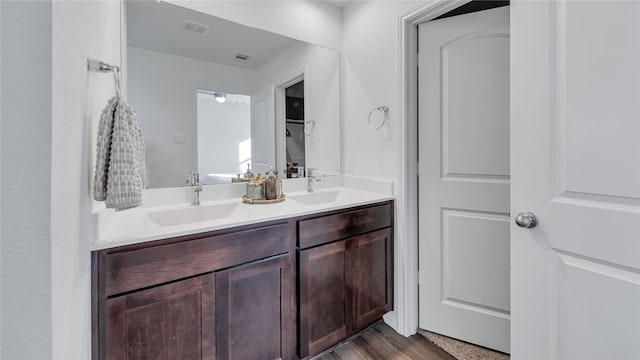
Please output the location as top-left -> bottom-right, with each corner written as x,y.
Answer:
392,0 -> 473,336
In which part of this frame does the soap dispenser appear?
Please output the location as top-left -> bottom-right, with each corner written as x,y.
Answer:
243,164 -> 254,180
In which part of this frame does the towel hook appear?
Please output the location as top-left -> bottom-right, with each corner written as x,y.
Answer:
368,106 -> 388,130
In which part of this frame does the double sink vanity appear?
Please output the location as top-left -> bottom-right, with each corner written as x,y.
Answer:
91,176 -> 394,359
92,2 -> 392,358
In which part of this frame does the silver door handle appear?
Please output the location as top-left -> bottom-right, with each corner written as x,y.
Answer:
515,211 -> 538,228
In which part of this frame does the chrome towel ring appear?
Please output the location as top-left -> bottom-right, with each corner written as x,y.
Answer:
87,58 -> 122,98
368,106 -> 388,130
304,119 -> 315,136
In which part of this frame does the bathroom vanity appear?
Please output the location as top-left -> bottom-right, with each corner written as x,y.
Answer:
297,203 -> 393,358
91,1 -> 393,358
91,196 -> 393,360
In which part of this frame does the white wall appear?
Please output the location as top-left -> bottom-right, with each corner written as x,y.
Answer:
341,1 -> 422,335
165,0 -> 342,50
128,46 -> 257,187
197,93 -> 251,179
342,1 -> 421,180
1,1 -> 53,358
1,1 -> 120,358
51,1 -> 122,359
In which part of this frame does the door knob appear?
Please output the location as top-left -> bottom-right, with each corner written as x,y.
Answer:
515,211 -> 538,228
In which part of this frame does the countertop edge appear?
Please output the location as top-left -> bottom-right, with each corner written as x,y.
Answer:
91,191 -> 395,251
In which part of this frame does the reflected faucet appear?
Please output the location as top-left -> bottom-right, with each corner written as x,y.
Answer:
307,168 -> 322,193
187,171 -> 202,206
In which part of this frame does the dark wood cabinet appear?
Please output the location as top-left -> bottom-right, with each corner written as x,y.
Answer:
215,255 -> 293,360
351,228 -> 393,331
299,241 -> 349,357
297,203 -> 394,359
105,274 -> 215,360
297,203 -> 392,249
93,201 -> 393,360
93,222 -> 294,360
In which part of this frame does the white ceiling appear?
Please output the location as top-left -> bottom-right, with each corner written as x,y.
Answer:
321,0 -> 352,9
126,0 -> 298,70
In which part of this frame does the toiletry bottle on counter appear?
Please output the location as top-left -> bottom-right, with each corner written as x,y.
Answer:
265,167 -> 278,200
276,178 -> 283,198
246,173 -> 264,200
244,164 -> 254,180
232,173 -> 245,183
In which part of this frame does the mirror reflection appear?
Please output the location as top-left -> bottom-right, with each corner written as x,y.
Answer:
285,81 -> 305,178
125,0 -> 341,188
196,91 -> 251,185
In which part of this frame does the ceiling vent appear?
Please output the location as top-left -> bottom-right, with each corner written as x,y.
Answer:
233,54 -> 251,63
183,20 -> 209,36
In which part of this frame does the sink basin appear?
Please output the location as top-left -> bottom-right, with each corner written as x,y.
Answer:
147,203 -> 238,227
288,190 -> 341,205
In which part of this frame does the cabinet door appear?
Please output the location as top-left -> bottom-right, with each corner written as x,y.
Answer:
351,228 -> 393,331
105,274 -> 215,360
298,240 -> 349,358
215,255 -> 293,360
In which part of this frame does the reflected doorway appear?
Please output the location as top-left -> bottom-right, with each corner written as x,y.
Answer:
285,80 -> 305,178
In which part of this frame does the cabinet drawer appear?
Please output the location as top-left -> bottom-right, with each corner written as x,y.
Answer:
298,203 -> 392,249
104,223 -> 290,296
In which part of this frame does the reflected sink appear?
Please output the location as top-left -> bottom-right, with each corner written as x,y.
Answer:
288,190 -> 341,205
147,203 -> 238,227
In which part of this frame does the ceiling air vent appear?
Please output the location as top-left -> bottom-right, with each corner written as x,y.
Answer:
183,20 -> 209,36
233,54 -> 251,63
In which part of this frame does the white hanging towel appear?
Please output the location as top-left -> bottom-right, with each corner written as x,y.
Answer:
93,96 -> 147,211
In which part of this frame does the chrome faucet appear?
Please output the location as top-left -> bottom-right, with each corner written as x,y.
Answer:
307,168 -> 322,193
187,171 -> 202,206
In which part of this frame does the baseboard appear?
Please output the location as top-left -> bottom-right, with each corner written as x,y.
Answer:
383,311 -> 399,332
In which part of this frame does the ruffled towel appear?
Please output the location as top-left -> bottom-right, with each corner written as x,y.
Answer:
93,96 -> 147,211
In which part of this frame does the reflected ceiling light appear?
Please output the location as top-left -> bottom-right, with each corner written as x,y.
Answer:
214,93 -> 226,103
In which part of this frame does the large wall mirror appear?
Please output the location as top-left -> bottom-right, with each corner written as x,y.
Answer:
125,0 -> 341,188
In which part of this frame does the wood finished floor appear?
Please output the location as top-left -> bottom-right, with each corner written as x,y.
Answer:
313,323 -> 456,360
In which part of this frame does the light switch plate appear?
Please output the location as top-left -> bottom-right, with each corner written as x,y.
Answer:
347,154 -> 355,173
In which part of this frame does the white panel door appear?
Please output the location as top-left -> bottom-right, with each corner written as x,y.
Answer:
250,85 -> 275,175
511,1 -> 640,358
418,7 -> 510,353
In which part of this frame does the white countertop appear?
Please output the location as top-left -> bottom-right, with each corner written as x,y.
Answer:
91,176 -> 394,250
